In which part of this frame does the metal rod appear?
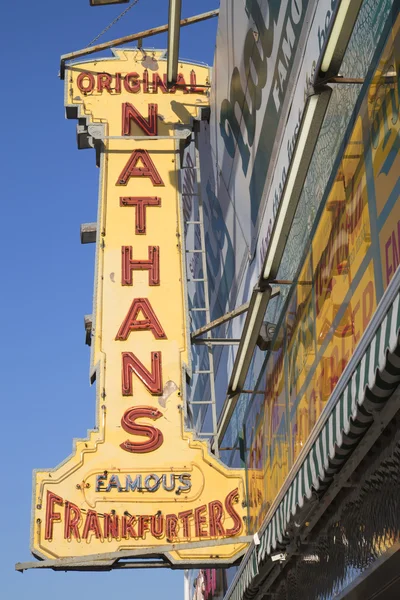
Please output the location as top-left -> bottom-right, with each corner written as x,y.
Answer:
191,287 -> 280,341
241,390 -> 266,395
270,279 -> 311,285
102,135 -> 189,140
328,76 -> 364,84
167,0 -> 182,86
60,9 -> 219,78
192,339 -> 241,346
191,302 -> 250,339
190,401 -> 213,405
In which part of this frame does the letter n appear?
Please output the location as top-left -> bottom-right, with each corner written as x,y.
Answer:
122,351 -> 162,395
122,102 -> 158,136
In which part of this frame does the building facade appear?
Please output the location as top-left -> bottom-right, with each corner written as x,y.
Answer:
186,0 -> 400,598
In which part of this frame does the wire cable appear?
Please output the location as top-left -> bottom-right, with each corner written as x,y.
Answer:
86,0 -> 141,47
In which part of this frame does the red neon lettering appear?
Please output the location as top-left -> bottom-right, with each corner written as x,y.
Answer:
122,102 -> 158,136
120,196 -> 161,234
122,246 -> 160,286
137,515 -> 151,538
124,72 -> 140,93
224,488 -> 242,536
122,351 -> 162,396
115,73 -> 121,94
45,491 -> 63,540
104,513 -> 119,539
122,515 -> 137,538
190,70 -> 204,93
117,149 -> 164,186
82,510 -> 102,539
208,500 -> 225,536
77,72 -> 95,93
169,73 -> 189,94
194,505 -> 208,538
152,73 -> 168,93
151,514 -> 164,538
165,514 -> 178,540
64,501 -> 81,540
143,69 -> 149,93
178,509 -> 193,538
116,298 -> 166,340
120,406 -> 164,454
97,73 -> 112,93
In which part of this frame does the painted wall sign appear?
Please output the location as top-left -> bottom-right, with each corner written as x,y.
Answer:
195,0 -> 395,450
31,49 -> 246,564
244,15 -> 400,532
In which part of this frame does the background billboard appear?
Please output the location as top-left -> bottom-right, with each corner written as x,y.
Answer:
191,0 -> 395,443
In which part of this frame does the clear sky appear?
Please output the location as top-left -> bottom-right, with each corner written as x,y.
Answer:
0,1 -> 218,597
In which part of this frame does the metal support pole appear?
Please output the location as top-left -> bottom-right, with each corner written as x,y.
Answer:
167,0 -> 182,86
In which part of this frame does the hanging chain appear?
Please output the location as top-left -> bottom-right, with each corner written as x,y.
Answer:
86,0 -> 141,47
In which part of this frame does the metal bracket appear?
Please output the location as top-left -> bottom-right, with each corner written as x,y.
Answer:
80,222 -> 97,244
15,536 -> 252,572
89,127 -> 192,142
191,287 -> 280,341
84,315 -> 93,347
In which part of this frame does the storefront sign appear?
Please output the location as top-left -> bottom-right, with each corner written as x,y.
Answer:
31,50 -> 246,564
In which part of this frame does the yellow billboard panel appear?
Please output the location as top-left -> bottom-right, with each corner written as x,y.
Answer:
31,50 -> 246,565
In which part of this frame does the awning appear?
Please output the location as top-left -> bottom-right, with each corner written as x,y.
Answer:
226,269 -> 400,600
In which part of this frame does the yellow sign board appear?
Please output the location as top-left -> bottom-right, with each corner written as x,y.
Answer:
31,50 -> 246,565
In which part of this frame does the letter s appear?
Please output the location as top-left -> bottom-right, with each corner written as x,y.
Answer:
120,406 -> 164,453
225,488 -> 243,536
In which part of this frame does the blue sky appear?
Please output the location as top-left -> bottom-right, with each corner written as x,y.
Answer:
0,1 -> 218,597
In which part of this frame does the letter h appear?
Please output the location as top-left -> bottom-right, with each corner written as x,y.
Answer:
122,246 -> 160,286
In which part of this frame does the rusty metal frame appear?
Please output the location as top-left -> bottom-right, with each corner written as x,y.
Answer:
16,535 -> 252,572
60,9 -> 219,79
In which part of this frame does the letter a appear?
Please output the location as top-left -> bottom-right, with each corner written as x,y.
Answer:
116,150 -> 164,186
116,298 -> 166,340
